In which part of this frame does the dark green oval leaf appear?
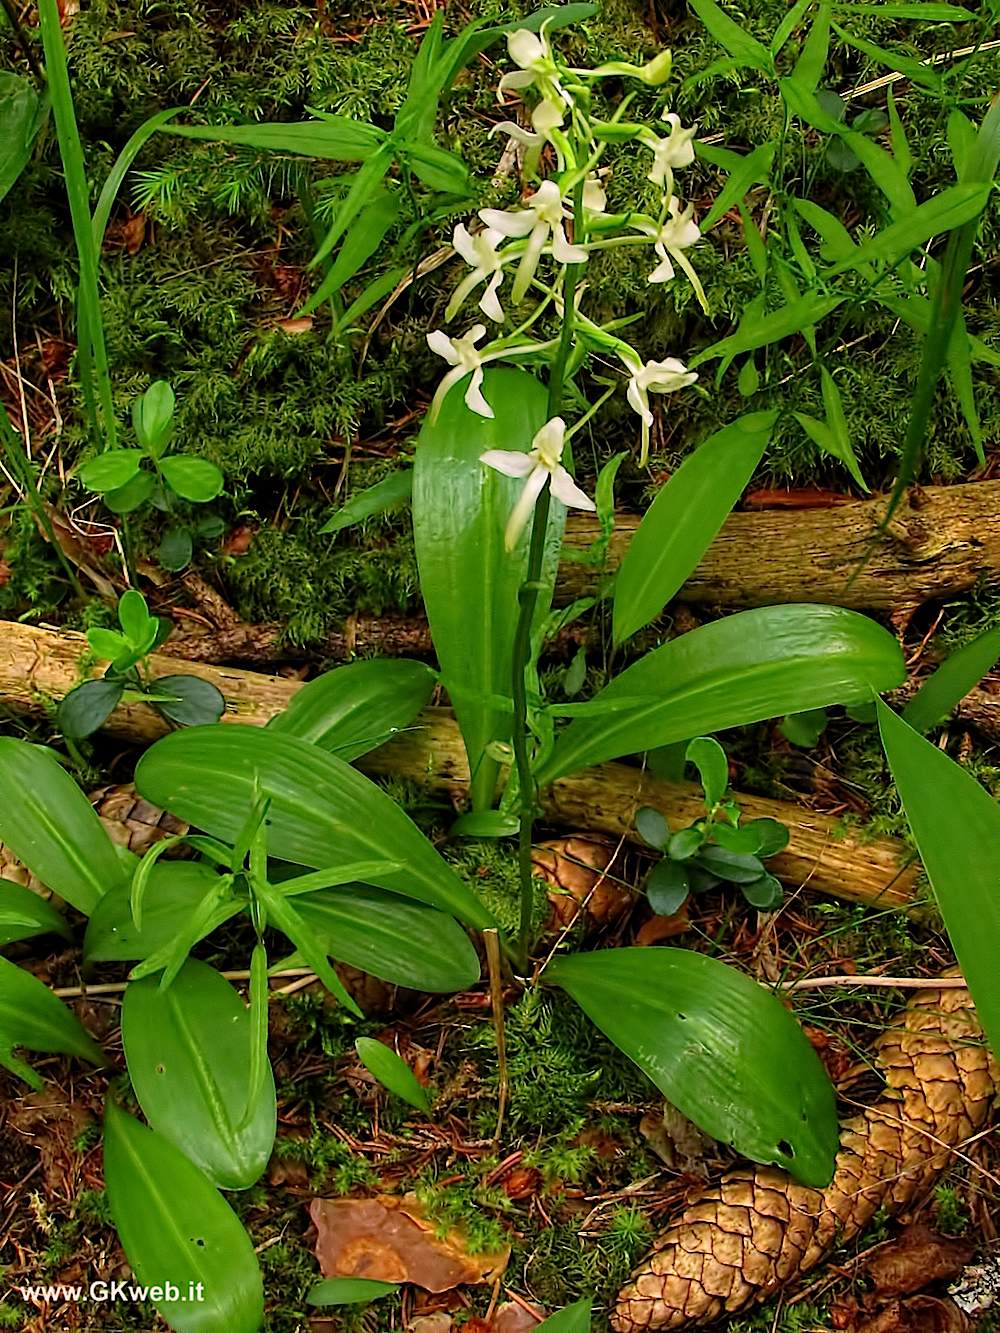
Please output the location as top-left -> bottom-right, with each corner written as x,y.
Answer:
58,679 -> 124,741
135,725 -> 495,928
154,675 -> 226,728
103,1100 -> 264,1332
159,455 -> 224,503
537,606 -> 905,785
77,449 -> 143,492
269,659 -> 436,758
646,858 -> 690,915
546,948 -> 838,1186
122,959 -> 276,1190
0,739 -> 127,913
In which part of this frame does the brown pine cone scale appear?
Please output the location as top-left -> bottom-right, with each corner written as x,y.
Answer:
613,981 -> 997,1331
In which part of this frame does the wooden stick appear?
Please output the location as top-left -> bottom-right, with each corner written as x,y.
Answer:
483,929 -> 508,1148
0,621 -> 921,912
786,974 -> 968,991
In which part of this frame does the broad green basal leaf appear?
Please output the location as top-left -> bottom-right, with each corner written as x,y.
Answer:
103,1100 -> 264,1333
0,71 -> 46,203
0,739 -> 127,914
292,885 -> 480,992
613,412 -> 776,644
269,659 -> 436,758
0,881 -> 71,948
135,725 -> 495,928
355,1036 -> 432,1111
878,700 -> 1000,1058
547,947 -> 837,1186
413,367 -> 564,811
0,957 -> 104,1088
122,959 -> 275,1190
84,862 -> 241,963
536,605 -> 905,785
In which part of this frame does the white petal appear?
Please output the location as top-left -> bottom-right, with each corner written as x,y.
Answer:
504,466 -> 548,551
511,222 -> 547,303
647,253 -> 675,284
550,466 -> 595,512
464,366 -> 494,419
479,206 -> 537,238
428,365 -> 465,422
508,29 -> 545,69
427,330 -> 460,365
626,378 -> 653,425
466,323 -> 487,345
531,416 -> 566,467
551,223 -> 588,265
481,449 -> 535,478
491,121 -> 545,147
446,268 -> 483,321
452,223 -> 479,267
532,97 -> 564,132
479,270 -> 505,323
498,69 -> 534,92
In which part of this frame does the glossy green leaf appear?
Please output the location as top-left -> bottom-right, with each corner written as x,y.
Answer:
85,862 -> 232,962
58,679 -> 124,740
158,525 -> 194,571
780,706 -> 830,747
134,381 -> 175,453
689,0 -> 774,71
0,957 -> 104,1088
135,726 -> 494,928
697,142 -> 775,232
0,739 -> 126,914
450,810 -> 520,838
743,873 -> 784,909
635,806 -> 670,850
269,659 -> 436,757
646,859 -> 690,914
785,0 -> 831,98
154,675 -> 227,727
878,700 -> 1000,1057
164,116 -> 386,161
160,455 -> 224,503
698,845 -> 765,883
106,469 -> 156,514
612,412 -> 776,643
690,296 -> 843,369
546,948 -> 837,1185
0,71 -> 45,203
355,1036 -> 431,1110
825,183 -> 989,277
745,817 -> 790,857
307,1277 -> 398,1307
77,449 -> 143,492
537,1298 -> 594,1331
293,884 -> 479,992
903,625 -> 1000,734
103,1100 -> 264,1333
537,606 -> 905,785
253,873 -> 363,1016
413,368 -> 564,810
0,881 -> 71,948
319,467 -> 412,534
686,737 -> 729,807
122,960 -> 276,1190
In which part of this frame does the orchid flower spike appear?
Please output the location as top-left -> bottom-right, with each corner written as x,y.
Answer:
619,350 -> 698,465
500,28 -> 569,117
447,224 -> 508,323
480,180 -> 587,304
633,196 -> 707,311
481,417 -> 595,551
427,325 -> 496,421
641,114 -> 698,189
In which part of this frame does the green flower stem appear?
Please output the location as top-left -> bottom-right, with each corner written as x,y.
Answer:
511,182 -> 587,972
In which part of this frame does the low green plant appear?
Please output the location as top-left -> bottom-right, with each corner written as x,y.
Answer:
57,589 -> 225,740
75,381 -> 224,571
635,737 -> 791,913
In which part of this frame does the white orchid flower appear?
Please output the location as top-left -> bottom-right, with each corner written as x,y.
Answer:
480,180 -> 587,304
619,350 -> 699,465
499,29 -> 569,114
427,325 -> 497,421
492,96 -> 565,161
640,114 -> 698,188
583,174 -> 608,216
446,223 -> 508,323
481,417 -> 595,550
632,196 -> 707,310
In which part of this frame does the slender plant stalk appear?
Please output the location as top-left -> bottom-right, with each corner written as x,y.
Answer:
0,410 -> 84,598
511,184 -> 587,970
36,0 -> 118,451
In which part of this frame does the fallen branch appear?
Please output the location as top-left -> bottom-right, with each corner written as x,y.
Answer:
0,622 -> 920,912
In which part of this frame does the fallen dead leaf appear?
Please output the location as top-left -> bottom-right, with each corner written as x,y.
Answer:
276,317 -> 314,336
639,1102 -> 713,1176
532,835 -> 633,931
409,1316 -> 453,1333
310,1194 -> 510,1293
856,1296 -> 969,1333
493,1300 -> 545,1330
949,1255 -> 1000,1316
635,907 -> 690,945
867,1225 -> 975,1301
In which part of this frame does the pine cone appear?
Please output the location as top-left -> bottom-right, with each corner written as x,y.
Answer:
532,835 -> 633,931
613,981 -> 997,1331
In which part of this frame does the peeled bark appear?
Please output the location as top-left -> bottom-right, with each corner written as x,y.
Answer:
0,622 -> 919,912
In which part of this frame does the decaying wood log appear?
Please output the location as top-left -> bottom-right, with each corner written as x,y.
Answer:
153,482 -> 1000,666
562,480 -> 1000,611
0,622 -> 919,912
